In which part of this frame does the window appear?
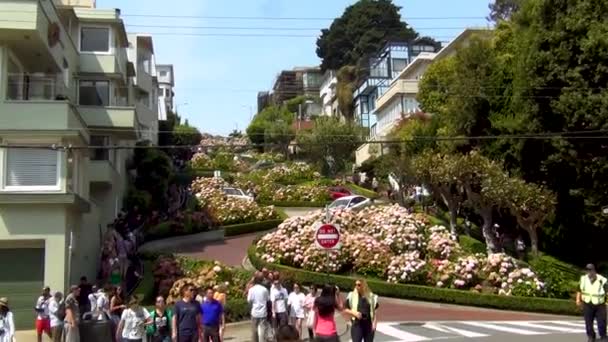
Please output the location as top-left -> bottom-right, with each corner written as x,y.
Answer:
80,27 -> 110,52
4,148 -> 60,189
90,136 -> 110,161
79,80 -> 109,106
159,70 -> 168,77
6,55 -> 24,100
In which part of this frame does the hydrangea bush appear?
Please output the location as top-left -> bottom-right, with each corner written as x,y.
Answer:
191,177 -> 278,225
255,204 -> 548,297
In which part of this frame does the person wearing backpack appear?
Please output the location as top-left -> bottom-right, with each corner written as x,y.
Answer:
48,292 -> 65,342
146,296 -> 172,342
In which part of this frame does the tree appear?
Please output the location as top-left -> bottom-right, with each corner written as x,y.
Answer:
264,121 -> 293,157
246,105 -> 295,151
412,152 -> 465,235
460,151 -> 510,253
316,0 -> 418,71
487,0 -> 521,22
228,129 -> 243,138
297,117 -> 363,176
336,66 -> 358,121
506,177 -> 556,255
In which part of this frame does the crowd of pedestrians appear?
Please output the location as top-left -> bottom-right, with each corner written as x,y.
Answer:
245,268 -> 380,342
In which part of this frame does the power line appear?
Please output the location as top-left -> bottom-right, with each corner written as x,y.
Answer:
0,10 -> 488,20
4,130 -> 608,151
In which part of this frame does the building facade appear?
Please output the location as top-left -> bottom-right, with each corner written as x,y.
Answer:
319,70 -> 339,117
156,64 -> 174,120
0,0 -> 161,327
272,66 -> 323,105
355,29 -> 491,165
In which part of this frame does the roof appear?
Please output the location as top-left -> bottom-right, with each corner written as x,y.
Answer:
434,28 -> 493,61
393,52 -> 437,80
128,33 -> 155,54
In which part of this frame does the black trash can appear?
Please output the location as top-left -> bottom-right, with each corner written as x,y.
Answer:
79,312 -> 113,342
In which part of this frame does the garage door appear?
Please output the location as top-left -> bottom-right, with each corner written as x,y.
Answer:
0,248 -> 44,330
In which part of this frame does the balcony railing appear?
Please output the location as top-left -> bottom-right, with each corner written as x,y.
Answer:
6,73 -> 68,101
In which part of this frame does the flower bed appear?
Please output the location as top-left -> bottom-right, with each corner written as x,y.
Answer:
191,177 -> 279,225
248,244 -> 577,316
151,255 -> 252,322
254,205 -> 556,298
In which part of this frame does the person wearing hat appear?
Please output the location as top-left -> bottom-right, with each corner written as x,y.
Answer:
0,297 -> 15,342
35,286 -> 52,342
577,263 -> 608,342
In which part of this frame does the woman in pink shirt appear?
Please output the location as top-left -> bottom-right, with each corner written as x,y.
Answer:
313,284 -> 343,342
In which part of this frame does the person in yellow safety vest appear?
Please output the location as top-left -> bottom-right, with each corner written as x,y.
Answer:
344,279 -> 379,342
577,263 -> 608,342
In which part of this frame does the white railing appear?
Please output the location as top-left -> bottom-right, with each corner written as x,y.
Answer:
6,73 -> 68,101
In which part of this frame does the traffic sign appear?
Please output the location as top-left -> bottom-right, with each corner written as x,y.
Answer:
315,223 -> 341,250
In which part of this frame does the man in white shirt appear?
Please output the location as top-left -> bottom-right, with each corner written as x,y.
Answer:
95,287 -> 110,320
270,280 -> 289,328
35,286 -> 52,342
247,273 -> 269,342
48,292 -> 64,342
87,285 -> 98,315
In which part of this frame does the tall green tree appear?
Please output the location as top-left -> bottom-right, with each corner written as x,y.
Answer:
316,0 -> 418,71
246,105 -> 295,151
487,0 -> 522,22
297,117 -> 363,176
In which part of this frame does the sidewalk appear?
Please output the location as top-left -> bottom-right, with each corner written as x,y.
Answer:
16,315 -> 349,341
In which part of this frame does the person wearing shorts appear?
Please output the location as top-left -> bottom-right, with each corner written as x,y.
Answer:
35,286 -> 52,342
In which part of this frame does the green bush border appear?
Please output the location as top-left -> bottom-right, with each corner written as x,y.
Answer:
346,183 -> 380,199
224,219 -> 285,237
259,200 -> 329,208
247,244 -> 578,316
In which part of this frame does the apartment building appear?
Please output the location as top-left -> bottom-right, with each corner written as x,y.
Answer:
157,64 -> 174,120
272,66 -> 323,105
355,29 -> 492,165
0,0 -> 159,327
319,70 -> 338,117
128,33 -> 159,143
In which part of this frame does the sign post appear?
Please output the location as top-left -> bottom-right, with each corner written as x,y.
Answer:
315,218 -> 341,280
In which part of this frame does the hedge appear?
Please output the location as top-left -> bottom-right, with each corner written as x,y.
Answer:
259,200 -> 329,208
247,245 -> 578,316
346,183 -> 380,199
459,235 -> 487,255
224,219 -> 285,237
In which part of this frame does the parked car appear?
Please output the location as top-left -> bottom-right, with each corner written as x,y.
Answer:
222,187 -> 253,201
328,186 -> 352,200
328,195 -> 371,211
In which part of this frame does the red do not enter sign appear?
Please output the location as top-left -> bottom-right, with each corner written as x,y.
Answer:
315,223 -> 341,250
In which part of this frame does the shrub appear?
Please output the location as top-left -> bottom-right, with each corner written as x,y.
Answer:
346,183 -> 379,199
258,200 -> 329,208
248,244 -> 577,316
459,235 -> 486,255
145,222 -> 177,241
224,219 -> 285,237
124,188 -> 152,212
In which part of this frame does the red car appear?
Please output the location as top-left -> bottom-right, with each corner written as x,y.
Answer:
328,186 -> 352,200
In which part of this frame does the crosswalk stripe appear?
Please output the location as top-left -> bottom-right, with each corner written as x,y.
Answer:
376,323 -> 430,341
423,322 -> 488,338
506,321 -> 585,333
549,320 -> 586,328
460,321 -> 546,335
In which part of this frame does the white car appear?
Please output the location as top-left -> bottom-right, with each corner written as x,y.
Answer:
328,195 -> 371,211
222,187 -> 253,201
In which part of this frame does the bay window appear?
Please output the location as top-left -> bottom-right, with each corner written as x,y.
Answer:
79,80 -> 109,106
80,26 -> 110,53
3,148 -> 61,191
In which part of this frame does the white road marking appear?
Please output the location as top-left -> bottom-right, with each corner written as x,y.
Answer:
506,321 -> 585,333
376,323 -> 431,341
460,321 -> 546,335
549,320 -> 586,328
427,323 -> 489,338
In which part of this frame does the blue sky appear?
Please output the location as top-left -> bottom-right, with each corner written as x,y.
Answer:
98,0 -> 491,135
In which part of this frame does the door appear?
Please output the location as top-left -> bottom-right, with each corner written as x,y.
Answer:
0,247 -> 45,330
